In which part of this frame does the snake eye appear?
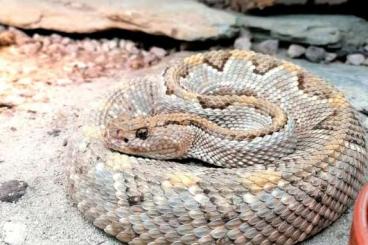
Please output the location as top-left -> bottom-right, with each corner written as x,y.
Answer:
136,127 -> 148,140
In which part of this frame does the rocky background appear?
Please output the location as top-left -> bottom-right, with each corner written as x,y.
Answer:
0,0 -> 367,244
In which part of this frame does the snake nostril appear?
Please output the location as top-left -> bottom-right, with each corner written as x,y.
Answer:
123,138 -> 129,143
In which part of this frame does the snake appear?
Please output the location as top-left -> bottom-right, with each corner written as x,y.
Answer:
67,50 -> 367,244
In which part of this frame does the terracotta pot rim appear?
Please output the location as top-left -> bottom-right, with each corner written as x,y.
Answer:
350,184 -> 368,245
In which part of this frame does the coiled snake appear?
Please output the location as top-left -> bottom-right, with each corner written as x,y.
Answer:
67,50 -> 367,244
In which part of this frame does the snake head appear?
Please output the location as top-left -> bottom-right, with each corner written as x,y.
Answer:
104,115 -> 196,160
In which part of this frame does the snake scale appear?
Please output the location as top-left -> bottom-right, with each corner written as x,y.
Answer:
67,50 -> 367,244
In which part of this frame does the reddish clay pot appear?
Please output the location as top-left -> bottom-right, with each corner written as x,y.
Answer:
350,184 -> 368,245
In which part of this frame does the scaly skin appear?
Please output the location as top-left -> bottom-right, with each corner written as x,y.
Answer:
67,50 -> 367,244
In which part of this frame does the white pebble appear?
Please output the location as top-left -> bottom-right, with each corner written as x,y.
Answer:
2,221 -> 27,245
287,44 -> 306,58
346,53 -> 365,66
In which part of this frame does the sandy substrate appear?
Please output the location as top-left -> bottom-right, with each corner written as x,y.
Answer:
0,53 -> 366,245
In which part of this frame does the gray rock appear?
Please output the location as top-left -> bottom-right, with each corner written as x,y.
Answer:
325,52 -> 338,63
200,0 -> 349,11
2,221 -> 27,245
234,36 -> 252,50
346,53 -> 365,65
239,15 -> 368,50
287,44 -> 306,58
362,58 -> 368,66
0,180 -> 28,202
253,39 -> 279,55
305,46 -> 326,63
149,47 -> 167,58
234,29 -> 252,50
0,0 -> 239,41
289,58 -> 368,111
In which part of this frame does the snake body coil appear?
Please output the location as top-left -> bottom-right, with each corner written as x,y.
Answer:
67,50 -> 367,244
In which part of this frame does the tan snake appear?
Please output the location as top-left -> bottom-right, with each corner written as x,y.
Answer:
67,50 -> 367,244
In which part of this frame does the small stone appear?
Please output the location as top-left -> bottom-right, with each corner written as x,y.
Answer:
41,37 -> 51,48
305,46 -> 326,63
149,46 -> 167,58
50,33 -> 62,43
107,39 -> 118,50
101,42 -> 111,52
144,52 -> 158,65
127,54 -> 146,69
0,180 -> 28,203
47,129 -> 61,137
125,41 -> 139,54
253,39 -> 279,55
82,40 -> 96,52
234,36 -> 251,50
346,53 -> 365,66
118,40 -> 126,49
32,33 -> 42,40
19,42 -> 42,55
325,52 -> 337,63
2,221 -> 27,245
61,37 -> 71,45
287,44 -> 306,58
362,58 -> 368,66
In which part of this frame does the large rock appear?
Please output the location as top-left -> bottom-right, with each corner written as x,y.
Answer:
240,15 -> 368,50
199,0 -> 348,11
0,0 -> 239,41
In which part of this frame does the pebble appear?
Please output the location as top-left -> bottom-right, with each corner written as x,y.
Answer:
107,39 -> 118,50
50,33 -> 62,43
362,58 -> 368,66
125,41 -> 139,54
234,36 -> 251,50
2,221 -> 27,245
346,53 -> 365,66
0,180 -> 28,202
325,52 -> 338,63
149,46 -> 167,58
253,39 -> 279,55
287,44 -> 306,58
305,46 -> 326,63
82,40 -> 96,52
47,129 -> 61,137
127,54 -> 146,69
19,42 -> 42,55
